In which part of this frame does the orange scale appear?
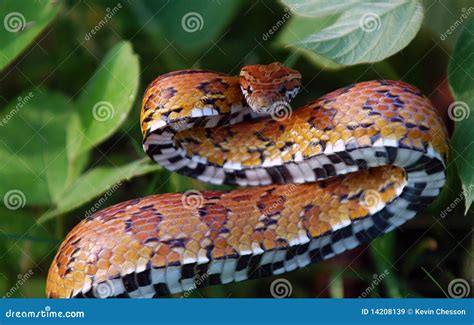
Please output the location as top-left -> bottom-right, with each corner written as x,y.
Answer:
263,238 -> 277,250
366,127 -> 379,137
98,249 -> 113,260
110,253 -> 125,266
394,125 -> 408,138
157,243 -> 172,256
421,133 -> 431,142
380,125 -> 394,138
97,257 -> 112,271
214,236 -> 228,249
399,137 -> 412,148
411,138 -> 425,151
85,264 -> 98,276
357,206 -> 369,218
167,250 -> 182,264
107,265 -> 121,278
211,247 -> 226,259
229,235 -> 244,249
287,223 -> 299,235
138,246 -> 153,259
251,231 -> 265,244
353,128 -> 366,138
73,280 -> 85,292
151,254 -> 166,268
414,114 -> 425,122
73,270 -> 85,283
123,250 -> 139,263
408,128 -> 422,139
329,132 -> 342,143
375,119 -> 387,127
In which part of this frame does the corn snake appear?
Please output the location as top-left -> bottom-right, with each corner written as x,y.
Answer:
46,62 -> 449,298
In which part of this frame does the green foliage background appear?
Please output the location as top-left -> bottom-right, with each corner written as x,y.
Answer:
0,0 -> 472,298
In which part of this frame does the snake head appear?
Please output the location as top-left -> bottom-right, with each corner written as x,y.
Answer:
239,62 -> 301,114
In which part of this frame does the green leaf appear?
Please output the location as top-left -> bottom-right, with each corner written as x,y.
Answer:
422,0 -> 473,50
129,0 -> 241,54
0,89 -> 73,206
38,159 -> 161,223
283,0 -> 423,65
71,41 -> 139,157
277,14 -> 341,69
0,0 -> 59,71
448,16 -> 474,213
282,0 -> 360,17
370,233 -> 402,298
328,272 -> 344,298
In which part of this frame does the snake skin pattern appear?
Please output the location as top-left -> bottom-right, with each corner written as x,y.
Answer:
46,63 -> 449,298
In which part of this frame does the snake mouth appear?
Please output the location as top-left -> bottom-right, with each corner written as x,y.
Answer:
241,87 -> 292,115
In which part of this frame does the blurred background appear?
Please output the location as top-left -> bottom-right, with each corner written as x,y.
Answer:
0,0 -> 472,298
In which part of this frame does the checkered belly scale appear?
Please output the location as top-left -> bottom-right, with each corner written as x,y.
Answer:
46,65 -> 449,298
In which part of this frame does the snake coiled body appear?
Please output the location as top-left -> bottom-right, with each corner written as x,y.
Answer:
46,63 -> 448,298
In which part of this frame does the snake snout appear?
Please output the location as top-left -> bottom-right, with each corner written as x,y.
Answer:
239,62 -> 302,114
